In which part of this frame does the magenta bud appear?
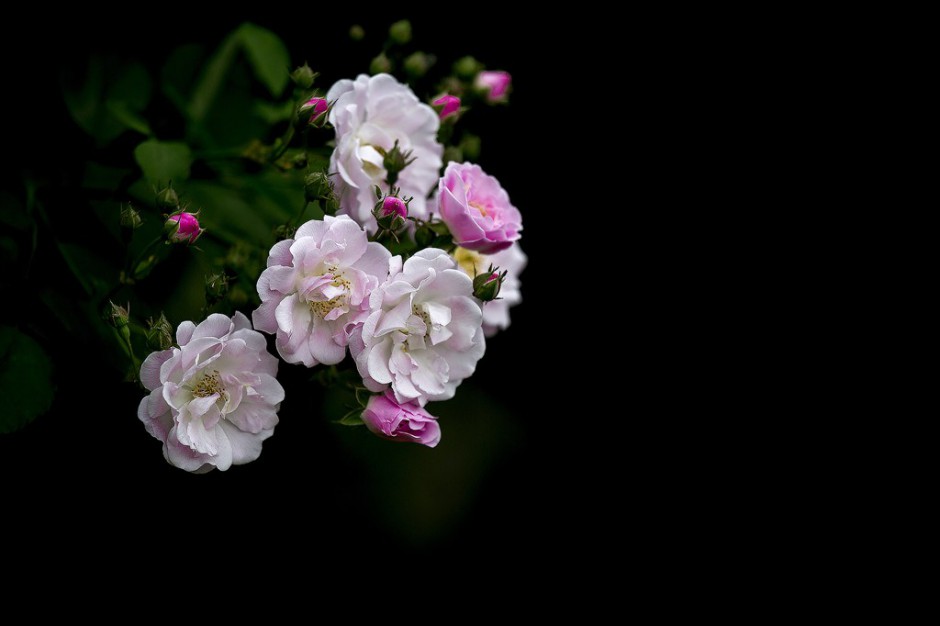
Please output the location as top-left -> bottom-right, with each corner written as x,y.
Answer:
432,94 -> 461,120
165,212 -> 203,244
301,97 -> 329,126
303,97 -> 329,116
381,196 -> 408,219
475,70 -> 512,102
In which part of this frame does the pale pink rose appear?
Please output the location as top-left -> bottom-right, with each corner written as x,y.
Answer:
438,162 -> 522,254
253,215 -> 391,367
327,74 -> 443,233
453,243 -> 527,337
165,212 -> 203,244
137,312 -> 283,473
475,71 -> 511,102
432,94 -> 461,120
350,248 -> 486,406
361,390 -> 441,447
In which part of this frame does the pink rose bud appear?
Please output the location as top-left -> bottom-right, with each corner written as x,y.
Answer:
361,391 -> 441,448
381,196 -> 408,219
301,97 -> 329,126
303,97 -> 329,116
474,70 -> 511,102
432,94 -> 461,120
165,212 -> 203,244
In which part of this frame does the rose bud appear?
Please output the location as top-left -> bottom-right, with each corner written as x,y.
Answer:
165,212 -> 203,244
475,70 -> 511,102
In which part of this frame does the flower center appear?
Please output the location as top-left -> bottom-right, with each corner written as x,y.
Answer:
453,247 -> 486,278
412,304 -> 432,336
469,200 -> 488,217
193,370 -> 224,398
357,141 -> 386,180
308,266 -> 351,318
310,296 -> 345,317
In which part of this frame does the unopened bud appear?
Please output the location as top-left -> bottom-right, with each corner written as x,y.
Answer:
389,20 -> 412,45
381,140 -> 416,187
432,94 -> 461,121
404,51 -> 434,77
120,204 -> 143,230
370,53 -> 393,75
109,301 -> 130,329
475,70 -> 512,103
304,171 -> 334,203
349,25 -> 365,41
300,96 -> 329,127
146,312 -> 173,350
454,56 -> 482,79
373,195 -> 409,232
290,63 -> 317,89
165,212 -> 203,244
156,185 -> 180,211
472,266 -> 506,302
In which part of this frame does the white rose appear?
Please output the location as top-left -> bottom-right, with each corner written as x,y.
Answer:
327,73 -> 443,233
350,249 -> 486,406
138,313 -> 284,473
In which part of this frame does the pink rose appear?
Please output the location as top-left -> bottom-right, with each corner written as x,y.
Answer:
438,162 -> 522,254
475,71 -> 511,102
361,390 -> 441,448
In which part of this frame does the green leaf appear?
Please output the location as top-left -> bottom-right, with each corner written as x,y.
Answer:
238,23 -> 290,97
0,327 -> 54,434
254,100 -> 295,124
134,140 -> 193,184
58,243 -> 113,297
107,101 -> 152,136
62,58 -> 152,143
189,34 -> 240,123
0,191 -> 30,231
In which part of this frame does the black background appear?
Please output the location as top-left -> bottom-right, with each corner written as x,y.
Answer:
1,10 -> 606,558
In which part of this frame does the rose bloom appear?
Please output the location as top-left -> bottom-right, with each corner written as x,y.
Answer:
453,243 -> 527,336
327,73 -> 443,233
253,215 -> 390,367
438,162 -> 522,254
351,248 -> 485,405
361,390 -> 441,448
138,313 -> 284,473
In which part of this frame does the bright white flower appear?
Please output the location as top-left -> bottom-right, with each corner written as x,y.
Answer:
137,313 -> 284,473
453,243 -> 527,337
351,248 -> 486,406
253,215 -> 391,367
327,73 -> 443,233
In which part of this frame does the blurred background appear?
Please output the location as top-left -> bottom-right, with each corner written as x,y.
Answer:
0,10 -> 580,557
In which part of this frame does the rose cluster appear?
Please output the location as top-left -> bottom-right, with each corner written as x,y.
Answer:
139,73 -> 526,471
